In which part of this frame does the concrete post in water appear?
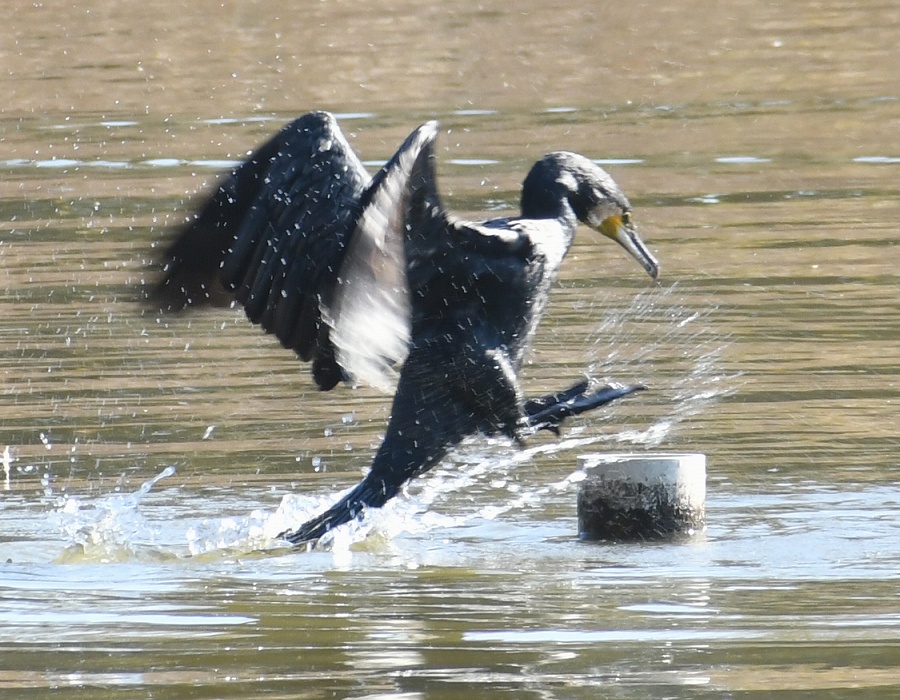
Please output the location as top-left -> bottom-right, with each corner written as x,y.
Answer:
576,453 -> 706,540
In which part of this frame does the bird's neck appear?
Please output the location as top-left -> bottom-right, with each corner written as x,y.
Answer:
519,163 -> 580,242
521,193 -> 578,248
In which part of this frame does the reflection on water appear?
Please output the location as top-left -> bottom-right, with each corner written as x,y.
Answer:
2,0 -> 900,697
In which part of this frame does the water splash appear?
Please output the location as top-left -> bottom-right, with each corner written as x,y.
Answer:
260,425 -> 670,556
54,466 -> 177,563
587,281 -> 739,447
2,446 -> 12,490
184,508 -> 281,558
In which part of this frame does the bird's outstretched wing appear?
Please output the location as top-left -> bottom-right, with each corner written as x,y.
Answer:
322,120 -> 439,391
151,112 -> 439,391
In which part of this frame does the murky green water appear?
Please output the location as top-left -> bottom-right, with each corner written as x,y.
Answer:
1,1 -> 898,697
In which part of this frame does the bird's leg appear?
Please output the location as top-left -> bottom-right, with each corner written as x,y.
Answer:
522,379 -> 590,417
523,381 -> 646,434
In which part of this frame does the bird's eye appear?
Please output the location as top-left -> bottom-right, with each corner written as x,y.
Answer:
621,211 -> 632,226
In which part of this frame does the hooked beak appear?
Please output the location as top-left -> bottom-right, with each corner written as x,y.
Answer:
598,215 -> 660,279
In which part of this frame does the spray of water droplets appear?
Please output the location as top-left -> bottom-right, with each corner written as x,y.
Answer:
586,280 -> 740,446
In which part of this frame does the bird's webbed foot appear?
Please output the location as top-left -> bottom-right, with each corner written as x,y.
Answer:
523,380 -> 646,434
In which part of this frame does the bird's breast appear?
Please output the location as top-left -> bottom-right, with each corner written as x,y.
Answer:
409,244 -> 549,365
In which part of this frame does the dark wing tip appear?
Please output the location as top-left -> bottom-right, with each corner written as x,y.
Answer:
145,208 -> 236,314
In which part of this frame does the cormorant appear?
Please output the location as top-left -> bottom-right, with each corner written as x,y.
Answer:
151,111 -> 660,545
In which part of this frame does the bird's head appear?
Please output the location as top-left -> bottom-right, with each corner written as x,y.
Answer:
522,152 -> 660,279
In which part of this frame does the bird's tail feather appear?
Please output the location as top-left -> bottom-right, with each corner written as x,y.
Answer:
278,476 -> 397,546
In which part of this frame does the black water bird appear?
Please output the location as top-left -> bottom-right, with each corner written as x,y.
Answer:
151,111 -> 660,545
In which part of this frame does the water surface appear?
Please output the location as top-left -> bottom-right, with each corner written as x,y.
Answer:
1,1 -> 898,698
